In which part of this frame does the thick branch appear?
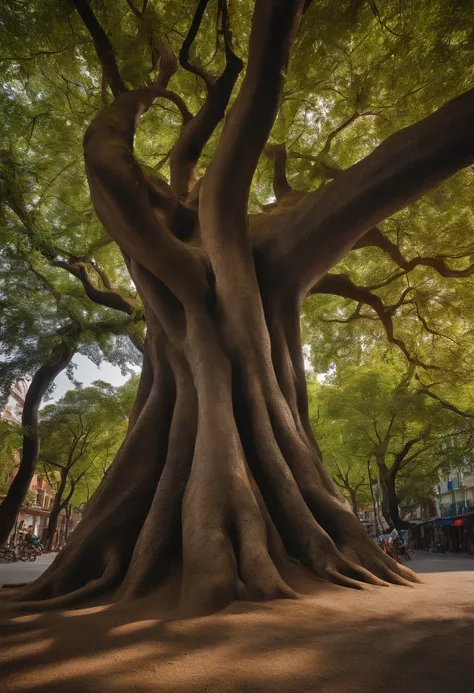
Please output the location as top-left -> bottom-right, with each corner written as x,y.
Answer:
69,0 -> 126,97
389,433 -> 430,476
201,0 -> 304,225
155,89 -> 192,124
55,260 -> 139,316
154,43 -> 178,89
397,441 -> 438,471
268,85 -> 474,296
90,261 -> 111,289
83,86 -> 208,303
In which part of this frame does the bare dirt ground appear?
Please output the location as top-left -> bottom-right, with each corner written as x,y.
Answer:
0,552 -> 473,693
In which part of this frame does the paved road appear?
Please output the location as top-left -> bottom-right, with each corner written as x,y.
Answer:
0,553 -> 56,587
410,550 -> 474,574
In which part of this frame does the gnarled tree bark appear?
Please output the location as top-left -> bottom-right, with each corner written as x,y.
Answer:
15,0 -> 474,615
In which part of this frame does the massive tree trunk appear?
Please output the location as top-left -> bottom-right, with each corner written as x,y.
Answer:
18,299 -> 415,614
14,0 -> 474,615
0,342 -> 75,547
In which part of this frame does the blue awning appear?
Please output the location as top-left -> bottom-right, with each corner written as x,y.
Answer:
434,518 -> 453,527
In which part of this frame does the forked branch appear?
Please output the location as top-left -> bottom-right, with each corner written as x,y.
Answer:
201,0 -> 305,230
55,260 -> 140,316
83,85 -> 208,303
311,273 -> 435,368
170,0 -> 243,198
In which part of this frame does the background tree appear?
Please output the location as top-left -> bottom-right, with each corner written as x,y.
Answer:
38,380 -> 133,549
0,420 -> 22,495
307,379 -> 371,516
0,149 -> 144,545
1,0 -> 474,614
311,359 -> 474,530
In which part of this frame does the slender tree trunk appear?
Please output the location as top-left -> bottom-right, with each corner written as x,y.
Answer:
45,469 -> 69,551
380,470 -> 411,531
0,343 -> 75,547
367,462 -> 380,536
379,480 -> 393,530
348,490 -> 359,516
65,505 -> 72,541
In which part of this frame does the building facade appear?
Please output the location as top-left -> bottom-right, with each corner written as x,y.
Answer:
408,467 -> 474,553
437,469 -> 474,518
1,472 -> 55,544
433,468 -> 474,553
0,471 -> 81,548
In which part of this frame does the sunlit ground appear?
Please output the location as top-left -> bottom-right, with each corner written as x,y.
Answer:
1,552 -> 474,693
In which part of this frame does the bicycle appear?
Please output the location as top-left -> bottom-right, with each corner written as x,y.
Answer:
17,542 -> 37,562
0,546 -> 17,563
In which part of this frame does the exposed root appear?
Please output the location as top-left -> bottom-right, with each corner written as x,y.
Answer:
6,302 -> 421,617
338,531 -> 421,586
13,547 -> 121,611
327,569 -> 365,590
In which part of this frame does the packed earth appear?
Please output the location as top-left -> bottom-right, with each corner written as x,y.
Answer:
1,553 -> 474,692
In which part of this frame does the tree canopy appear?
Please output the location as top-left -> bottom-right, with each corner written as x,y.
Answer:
2,0 -> 474,403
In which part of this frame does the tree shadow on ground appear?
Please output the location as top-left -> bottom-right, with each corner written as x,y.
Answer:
1,579 -> 473,693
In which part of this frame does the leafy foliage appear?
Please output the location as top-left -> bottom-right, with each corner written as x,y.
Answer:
311,355 -> 474,522
0,419 -> 21,495
38,377 -> 137,510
